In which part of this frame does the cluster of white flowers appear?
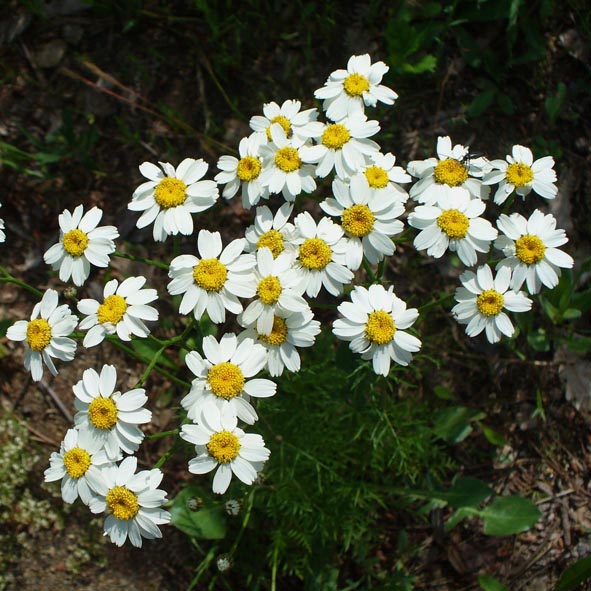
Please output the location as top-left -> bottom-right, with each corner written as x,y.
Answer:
3,53 -> 575,549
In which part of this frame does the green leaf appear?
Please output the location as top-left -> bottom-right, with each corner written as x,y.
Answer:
468,87 -> 496,117
434,406 -> 486,443
446,477 -> 493,508
130,338 -> 178,370
479,423 -> 506,447
402,54 -> 437,74
527,328 -> 551,352
562,308 -> 582,321
478,574 -> 509,591
481,496 -> 541,536
555,556 -> 591,591
434,385 -> 457,400
169,487 -> 227,540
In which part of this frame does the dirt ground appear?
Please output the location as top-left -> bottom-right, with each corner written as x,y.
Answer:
1,1 -> 591,590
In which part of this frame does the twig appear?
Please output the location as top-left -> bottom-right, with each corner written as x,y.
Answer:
38,380 -> 73,422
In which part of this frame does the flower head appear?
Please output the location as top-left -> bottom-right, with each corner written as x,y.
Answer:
452,264 -> 532,343
483,145 -> 557,205
494,210 -> 573,294
333,284 -> 421,376
129,158 -> 219,241
78,276 -> 158,347
244,203 -> 297,259
314,54 -> 398,121
7,289 -> 77,381
352,151 -> 411,203
43,204 -> 119,286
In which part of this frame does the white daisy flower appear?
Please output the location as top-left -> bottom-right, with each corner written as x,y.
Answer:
300,112 -> 380,179
241,247 -> 308,335
128,157 -> 219,241
249,99 -> 322,145
7,289 -> 77,382
86,456 -> 170,548
352,151 -> 411,203
73,364 -> 152,459
180,402 -> 270,495
452,265 -> 532,343
320,177 -> 404,270
407,136 -> 490,204
482,144 -> 557,205
239,309 -> 321,377
44,427 -> 117,505
78,276 -> 158,348
291,212 -> 354,298
182,333 -> 275,426
244,203 -> 296,259
258,124 -> 317,201
333,284 -> 421,377
408,186 -> 498,267
43,204 -> 119,287
494,210 -> 574,294
167,230 -> 255,324
215,133 -> 268,208
314,54 -> 398,122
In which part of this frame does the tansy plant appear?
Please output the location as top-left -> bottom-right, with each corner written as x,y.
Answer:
0,53 -> 574,553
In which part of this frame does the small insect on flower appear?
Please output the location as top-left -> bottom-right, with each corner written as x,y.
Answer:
7,288 -> 78,382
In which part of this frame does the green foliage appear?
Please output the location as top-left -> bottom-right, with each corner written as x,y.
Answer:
479,496 -> 541,536
555,556 -> 591,591
478,574 -> 509,591
170,485 -> 227,540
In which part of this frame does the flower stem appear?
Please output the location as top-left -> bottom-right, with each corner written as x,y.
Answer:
0,268 -> 43,298
112,251 -> 169,270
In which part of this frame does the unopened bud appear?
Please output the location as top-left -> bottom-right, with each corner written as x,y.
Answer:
224,499 -> 241,517
216,554 -> 232,573
186,496 -> 203,512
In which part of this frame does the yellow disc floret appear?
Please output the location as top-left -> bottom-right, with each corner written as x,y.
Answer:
257,276 -> 283,305
97,294 -> 128,325
88,397 -> 118,430
257,229 -> 284,258
207,431 -> 241,463
236,156 -> 262,182
476,289 -> 504,317
515,234 -> 546,265
207,362 -> 245,400
433,158 -> 469,187
106,486 -> 139,520
437,209 -> 470,240
62,229 -> 89,257
365,310 -> 396,345
365,165 -> 389,189
341,204 -> 375,237
63,447 -> 92,479
505,163 -> 534,188
258,316 -> 288,346
343,72 -> 370,97
299,238 -> 332,270
193,259 -> 228,292
154,177 -> 188,209
266,115 -> 292,140
322,124 -> 351,150
26,319 -> 52,352
274,147 -> 302,173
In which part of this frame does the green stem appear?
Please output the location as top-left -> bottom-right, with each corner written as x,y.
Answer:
0,269 -> 43,298
112,251 -> 169,270
146,429 -> 179,440
419,292 -> 454,313
362,259 -> 377,283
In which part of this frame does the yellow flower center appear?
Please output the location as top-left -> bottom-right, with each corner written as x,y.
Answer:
343,72 -> 370,97
88,397 -> 118,430
26,319 -> 52,352
299,237 -> 332,270
365,310 -> 396,345
207,431 -> 241,463
341,204 -> 375,237
257,276 -> 282,305
476,289 -> 504,317
63,447 -> 91,479
365,165 -> 389,189
236,156 -> 262,182
437,209 -> 470,240
274,146 -> 302,173
322,124 -> 351,150
207,362 -> 245,400
515,234 -> 546,265
258,316 -> 288,346
257,229 -> 284,258
62,229 -> 89,257
106,486 -> 139,520
193,259 -> 228,292
153,177 -> 188,209
97,294 -> 128,325
266,115 -> 292,140
433,158 -> 469,187
506,162 -> 534,188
